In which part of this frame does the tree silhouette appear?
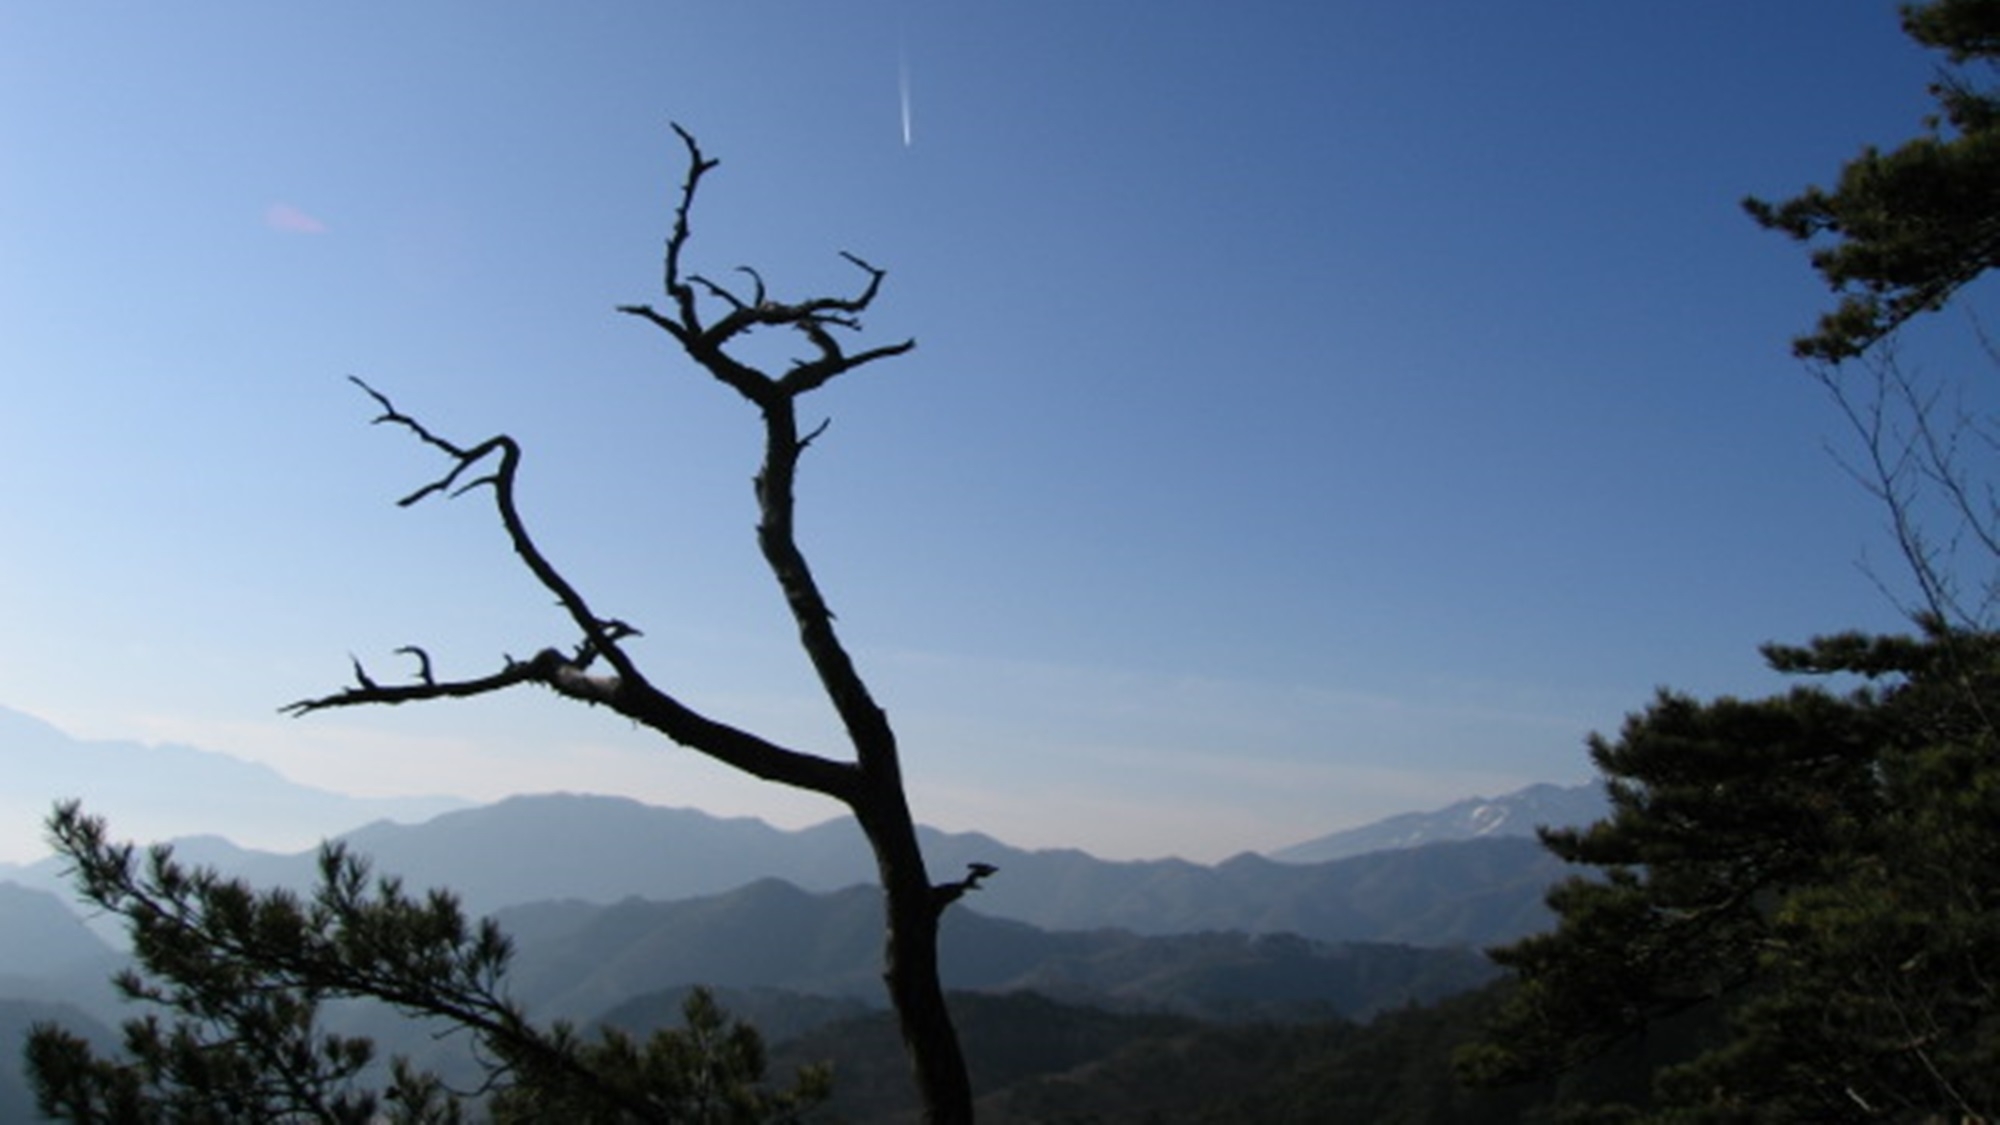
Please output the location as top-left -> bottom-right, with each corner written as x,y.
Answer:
27,803 -> 832,1123
1743,0 -> 2000,363
1461,628 -> 2000,1120
286,125 -> 987,1124
1746,0 -> 2000,629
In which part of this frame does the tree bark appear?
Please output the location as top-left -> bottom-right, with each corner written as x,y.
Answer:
754,380 -> 974,1124
858,795 -> 975,1124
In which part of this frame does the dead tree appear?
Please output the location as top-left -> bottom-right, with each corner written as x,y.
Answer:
287,125 -> 986,1125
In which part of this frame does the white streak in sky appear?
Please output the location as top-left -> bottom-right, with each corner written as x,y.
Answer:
898,38 -> 913,147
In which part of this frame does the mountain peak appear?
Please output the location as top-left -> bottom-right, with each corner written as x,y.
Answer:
0,704 -> 468,864
1265,780 -> 1606,865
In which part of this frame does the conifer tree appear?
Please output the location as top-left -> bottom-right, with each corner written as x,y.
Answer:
1461,626 -> 2000,1121
1749,1 -> 2000,626
1745,0 -> 2000,361
25,804 -> 831,1124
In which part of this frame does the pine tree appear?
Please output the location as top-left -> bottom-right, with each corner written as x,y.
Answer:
1744,0 -> 2000,361
25,804 -> 831,1124
1460,626 -> 2000,1121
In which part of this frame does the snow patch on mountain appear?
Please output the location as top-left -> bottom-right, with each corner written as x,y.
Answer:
1266,781 -> 1606,865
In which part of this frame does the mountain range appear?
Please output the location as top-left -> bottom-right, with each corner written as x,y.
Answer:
6,792 -> 1580,949
0,702 -> 1604,869
496,878 -> 1499,1024
0,705 -> 464,863
0,870 -> 1497,1030
0,860 -> 1506,1118
0,706 -> 1618,1121
1267,780 -> 1608,864
0,700 -> 1610,952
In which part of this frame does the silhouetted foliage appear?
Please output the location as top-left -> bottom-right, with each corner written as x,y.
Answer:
1745,0 -> 2000,361
761,985 -> 1591,1124
1750,0 -> 2000,634
25,804 -> 830,1123
1463,626 -> 2000,1121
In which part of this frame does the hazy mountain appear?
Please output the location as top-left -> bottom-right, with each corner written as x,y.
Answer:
4,869 -> 1499,1028
7,792 -> 1572,950
6,877 -> 1496,1102
1266,780 -> 1608,864
0,882 -> 117,975
0,880 -> 113,968
398,878 -> 1502,1026
0,883 -> 134,1027
0,887 -> 125,1117
1,703 -> 1592,941
0,704 -> 467,864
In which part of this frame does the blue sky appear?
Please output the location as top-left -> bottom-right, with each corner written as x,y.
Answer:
0,3 -> 1969,861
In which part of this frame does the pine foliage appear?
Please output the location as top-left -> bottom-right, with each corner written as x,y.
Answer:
25,804 -> 830,1124
1462,625 -> 2000,1121
1745,0 -> 2000,360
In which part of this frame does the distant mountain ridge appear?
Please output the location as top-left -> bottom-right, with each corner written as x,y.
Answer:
0,881 -> 117,977
0,874 -> 1497,1120
3,704 -> 1592,949
0,705 -> 466,864
1266,781 -> 1607,864
0,711 -> 1619,1120
492,879 -> 1499,1025
3,872 -> 1490,1032
9,792 -> 1573,950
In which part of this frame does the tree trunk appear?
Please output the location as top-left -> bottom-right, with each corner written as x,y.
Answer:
858,797 -> 974,1125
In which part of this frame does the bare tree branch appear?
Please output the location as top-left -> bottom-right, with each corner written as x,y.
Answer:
394,645 -> 435,686
347,377 -> 635,677
294,380 -> 864,804
615,130 -> 912,408
1812,341 -> 2000,632
664,122 -> 719,338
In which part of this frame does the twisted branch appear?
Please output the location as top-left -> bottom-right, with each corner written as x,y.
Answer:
616,128 -> 913,412
285,380 -> 859,803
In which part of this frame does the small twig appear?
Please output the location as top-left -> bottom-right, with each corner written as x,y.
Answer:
395,646 -> 436,686
690,274 -> 749,312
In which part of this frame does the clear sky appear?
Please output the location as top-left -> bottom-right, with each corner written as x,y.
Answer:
0,3 -> 1970,862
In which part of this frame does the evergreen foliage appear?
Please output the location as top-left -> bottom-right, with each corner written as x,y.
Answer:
1745,0 -> 2000,360
24,803 -> 830,1124
1461,625 -> 2000,1121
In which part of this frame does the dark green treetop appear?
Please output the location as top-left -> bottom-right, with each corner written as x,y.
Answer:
1746,0 -> 2000,361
